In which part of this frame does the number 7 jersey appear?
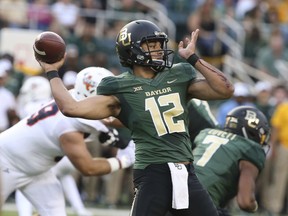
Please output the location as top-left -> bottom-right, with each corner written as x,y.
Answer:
193,128 -> 266,208
97,62 -> 197,169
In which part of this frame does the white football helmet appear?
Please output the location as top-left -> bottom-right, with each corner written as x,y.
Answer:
19,76 -> 52,104
17,76 -> 52,119
74,67 -> 114,100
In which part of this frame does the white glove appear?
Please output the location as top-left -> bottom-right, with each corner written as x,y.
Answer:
116,140 -> 135,169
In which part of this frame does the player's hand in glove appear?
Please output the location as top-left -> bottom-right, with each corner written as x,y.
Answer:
99,128 -> 119,147
99,128 -> 130,149
116,140 -> 135,169
107,140 -> 135,172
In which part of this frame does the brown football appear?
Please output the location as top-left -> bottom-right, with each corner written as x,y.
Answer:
33,31 -> 66,64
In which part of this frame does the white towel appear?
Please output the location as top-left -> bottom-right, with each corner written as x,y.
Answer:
168,162 -> 189,209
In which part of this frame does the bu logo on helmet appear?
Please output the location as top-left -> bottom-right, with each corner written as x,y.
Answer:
245,110 -> 259,128
83,75 -> 96,91
118,28 -> 131,46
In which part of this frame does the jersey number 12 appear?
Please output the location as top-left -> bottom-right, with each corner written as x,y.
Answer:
145,93 -> 185,136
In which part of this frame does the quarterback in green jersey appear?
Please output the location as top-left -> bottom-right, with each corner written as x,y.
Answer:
193,106 -> 270,215
38,19 -> 234,216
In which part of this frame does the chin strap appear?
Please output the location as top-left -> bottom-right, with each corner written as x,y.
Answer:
150,59 -> 165,72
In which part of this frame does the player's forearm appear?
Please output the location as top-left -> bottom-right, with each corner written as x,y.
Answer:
189,56 -> 234,99
78,158 -> 115,176
48,74 -> 79,117
79,156 -> 132,176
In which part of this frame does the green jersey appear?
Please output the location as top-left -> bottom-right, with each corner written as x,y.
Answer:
193,128 -> 266,208
98,63 -> 196,169
187,99 -> 219,147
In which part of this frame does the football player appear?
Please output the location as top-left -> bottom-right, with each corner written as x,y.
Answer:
16,76 -> 53,120
0,67 -> 135,216
38,19 -> 234,216
15,74 -> 95,216
193,106 -> 270,215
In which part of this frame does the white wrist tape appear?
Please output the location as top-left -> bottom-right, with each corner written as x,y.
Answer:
107,157 -> 122,173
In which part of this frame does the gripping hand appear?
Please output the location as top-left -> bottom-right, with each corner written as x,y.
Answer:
116,140 -> 135,169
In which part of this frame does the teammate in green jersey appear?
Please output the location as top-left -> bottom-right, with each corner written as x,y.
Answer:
187,99 -> 219,148
193,106 -> 270,215
38,19 -> 234,216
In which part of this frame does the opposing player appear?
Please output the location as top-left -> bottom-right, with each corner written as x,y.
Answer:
15,74 -> 94,216
193,106 -> 270,215
38,20 -> 234,215
0,67 -> 135,216
16,76 -> 53,119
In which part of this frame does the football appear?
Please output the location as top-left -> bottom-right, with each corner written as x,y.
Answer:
33,31 -> 66,64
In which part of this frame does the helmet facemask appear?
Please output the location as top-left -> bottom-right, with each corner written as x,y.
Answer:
138,36 -> 174,72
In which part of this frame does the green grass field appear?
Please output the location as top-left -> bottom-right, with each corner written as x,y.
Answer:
1,209 -> 77,216
1,202 -> 130,216
1,211 -> 76,216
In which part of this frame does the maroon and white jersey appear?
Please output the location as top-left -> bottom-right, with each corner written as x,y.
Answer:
0,100 -> 108,175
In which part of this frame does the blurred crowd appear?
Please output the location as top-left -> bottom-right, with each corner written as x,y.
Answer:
1,0 -> 288,214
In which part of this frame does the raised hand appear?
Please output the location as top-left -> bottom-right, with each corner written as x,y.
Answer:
178,29 -> 199,59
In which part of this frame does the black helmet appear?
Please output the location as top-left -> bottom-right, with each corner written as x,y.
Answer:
115,20 -> 174,72
224,106 -> 270,145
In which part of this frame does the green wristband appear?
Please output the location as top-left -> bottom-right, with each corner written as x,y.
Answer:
187,53 -> 200,66
46,70 -> 59,81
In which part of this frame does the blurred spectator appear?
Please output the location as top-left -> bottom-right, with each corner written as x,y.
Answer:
255,28 -> 288,79
0,66 -> 19,132
215,0 -> 237,17
27,0 -> 53,31
79,0 -> 101,25
116,0 -> 138,12
261,96 -> 288,215
263,5 -> 279,25
274,0 -> 288,24
216,82 -> 255,127
253,80 -> 274,121
66,22 -> 99,67
243,24 -> 266,66
51,0 -> 80,33
235,0 -> 257,21
186,0 -> 229,69
275,0 -> 288,43
0,0 -> 28,28
0,54 -> 26,97
59,44 -> 80,78
269,83 -> 288,107
165,0 -> 199,41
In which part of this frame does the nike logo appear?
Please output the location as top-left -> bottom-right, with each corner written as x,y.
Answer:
167,79 -> 177,84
